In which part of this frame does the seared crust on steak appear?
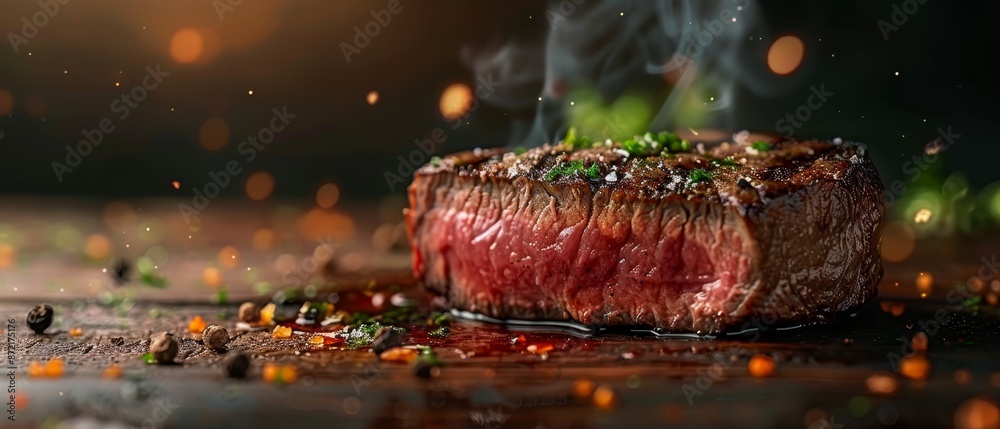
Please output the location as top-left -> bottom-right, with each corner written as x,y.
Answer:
407,136 -> 884,333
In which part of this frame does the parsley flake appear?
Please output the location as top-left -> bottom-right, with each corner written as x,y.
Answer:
689,168 -> 713,183
544,160 -> 601,181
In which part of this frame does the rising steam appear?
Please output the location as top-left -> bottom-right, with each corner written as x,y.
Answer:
466,0 -> 784,146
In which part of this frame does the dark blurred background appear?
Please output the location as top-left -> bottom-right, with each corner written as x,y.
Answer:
0,0 -> 997,208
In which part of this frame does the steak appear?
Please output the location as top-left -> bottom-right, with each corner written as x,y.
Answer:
406,133 -> 884,333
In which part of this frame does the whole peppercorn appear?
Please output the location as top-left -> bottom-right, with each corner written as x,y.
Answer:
225,352 -> 251,379
150,333 -> 178,364
413,358 -> 440,379
238,302 -> 261,324
202,325 -> 230,351
109,258 -> 133,286
26,304 -> 54,334
372,327 -> 407,355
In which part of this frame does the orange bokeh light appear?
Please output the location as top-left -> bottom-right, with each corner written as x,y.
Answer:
245,171 -> 275,201
881,221 -> 916,263
0,89 -> 13,116
218,245 -> 241,268
84,234 -> 112,261
439,83 -> 473,120
170,28 -> 204,64
298,208 -> 355,241
315,183 -> 340,209
366,91 -> 379,105
767,35 -> 805,75
252,228 -> 277,251
955,397 -> 1000,429
198,118 -> 231,151
24,94 -> 47,118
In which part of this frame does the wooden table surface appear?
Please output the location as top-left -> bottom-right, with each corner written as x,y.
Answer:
1,197 -> 999,429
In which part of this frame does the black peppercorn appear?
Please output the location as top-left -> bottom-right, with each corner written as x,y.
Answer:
109,258 -> 133,286
238,302 -> 260,324
413,358 -> 440,379
225,352 -> 251,379
26,304 -> 53,334
372,327 -> 406,355
737,178 -> 754,190
150,333 -> 178,364
202,325 -> 230,351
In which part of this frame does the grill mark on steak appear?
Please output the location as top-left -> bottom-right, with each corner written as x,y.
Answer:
408,138 -> 884,333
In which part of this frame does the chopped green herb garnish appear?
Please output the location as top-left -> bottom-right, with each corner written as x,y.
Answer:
141,352 -> 156,365
710,157 -> 739,168
429,311 -> 451,327
621,137 -> 651,156
751,141 -> 771,152
351,312 -> 373,325
416,345 -> 442,366
428,326 -> 450,338
139,272 -> 169,288
211,288 -> 228,305
562,128 -> 592,151
344,322 -> 405,348
544,160 -> 601,181
963,296 -> 982,315
621,131 -> 691,157
382,306 -> 416,325
657,131 -> 691,153
430,156 -> 442,167
688,168 -> 713,183
514,146 -> 526,155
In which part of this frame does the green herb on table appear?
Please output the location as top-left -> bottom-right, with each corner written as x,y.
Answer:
428,326 -> 450,338
963,295 -> 982,315
345,322 -> 406,349
751,141 -> 771,152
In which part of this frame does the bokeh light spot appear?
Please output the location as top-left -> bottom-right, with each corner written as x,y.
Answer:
881,221 -> 915,263
198,118 -> 231,151
84,234 -> 111,261
298,208 -> 355,241
366,91 -> 379,105
202,267 -> 222,288
315,183 -> 340,209
955,397 -> 1000,429
218,245 -> 241,268
916,272 -> 934,293
252,228 -> 277,251
170,28 -> 205,64
439,83 -> 473,120
245,171 -> 275,201
0,89 -> 13,116
0,244 -> 16,268
767,35 -> 805,75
